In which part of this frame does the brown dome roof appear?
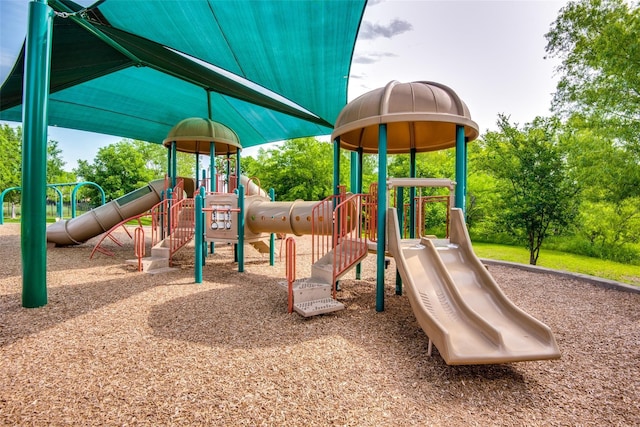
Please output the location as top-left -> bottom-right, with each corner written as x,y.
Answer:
331,81 -> 479,154
163,117 -> 242,155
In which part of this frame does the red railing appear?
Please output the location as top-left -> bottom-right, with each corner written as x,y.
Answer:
331,193 -> 368,298
166,197 -> 195,262
285,237 -> 296,313
90,214 -> 147,259
133,226 -> 145,271
310,186 -> 346,265
90,180 -> 195,266
364,183 -> 378,242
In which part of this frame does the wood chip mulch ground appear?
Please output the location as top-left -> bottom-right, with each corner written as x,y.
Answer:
1,223 -> 639,426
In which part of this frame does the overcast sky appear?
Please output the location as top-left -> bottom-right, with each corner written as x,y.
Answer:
0,0 -> 567,169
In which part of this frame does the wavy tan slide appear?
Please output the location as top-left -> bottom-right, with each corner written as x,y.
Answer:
387,208 -> 560,365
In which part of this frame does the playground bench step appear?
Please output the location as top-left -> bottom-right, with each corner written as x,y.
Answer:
294,297 -> 345,317
278,277 -> 333,303
125,256 -> 169,272
250,240 -> 271,254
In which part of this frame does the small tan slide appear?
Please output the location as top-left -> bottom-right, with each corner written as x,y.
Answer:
387,208 -> 560,365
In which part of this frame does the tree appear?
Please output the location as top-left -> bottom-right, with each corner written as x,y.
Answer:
479,115 -> 579,265
46,140 -> 68,183
0,124 -> 21,201
243,138 -> 346,201
559,114 -> 640,258
545,0 -> 640,146
74,140 -> 162,202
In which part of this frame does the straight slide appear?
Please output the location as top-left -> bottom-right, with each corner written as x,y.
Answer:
387,208 -> 560,365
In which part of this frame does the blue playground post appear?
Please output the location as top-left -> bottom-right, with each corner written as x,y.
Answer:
209,142 -> 216,254
350,150 -> 362,279
333,138 -> 340,205
195,190 -> 203,283
71,182 -> 106,218
356,147 -> 363,280
376,124 -> 388,312
237,184 -> 245,272
269,188 -> 275,266
455,124 -> 466,212
0,187 -> 22,225
171,141 -> 177,188
395,186 -> 403,295
21,0 -> 54,308
409,148 -> 416,239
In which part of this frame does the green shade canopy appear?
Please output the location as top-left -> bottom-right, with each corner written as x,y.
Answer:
0,0 -> 366,147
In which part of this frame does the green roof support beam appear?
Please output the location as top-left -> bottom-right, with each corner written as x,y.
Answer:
21,0 -> 54,308
47,0 -> 143,66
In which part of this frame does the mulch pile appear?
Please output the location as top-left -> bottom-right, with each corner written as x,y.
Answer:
1,223 -> 638,425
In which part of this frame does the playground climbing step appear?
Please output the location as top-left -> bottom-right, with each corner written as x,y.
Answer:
125,240 -> 179,273
250,240 -> 271,254
311,240 -> 368,284
277,278 -> 345,317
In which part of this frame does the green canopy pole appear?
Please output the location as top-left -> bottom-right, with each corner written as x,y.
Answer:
195,153 -> 200,189
356,147 -> 363,280
209,142 -> 215,254
464,136 -> 469,206
395,186 -> 403,295
269,188 -> 275,266
166,145 -> 172,187
21,0 -> 54,308
455,125 -> 466,212
350,151 -> 358,194
333,137 -> 340,203
210,143 -> 216,192
350,150 -> 362,280
237,184 -> 245,272
376,124 -> 388,312
171,141 -> 177,188
194,190 -> 203,283
409,148 -> 416,239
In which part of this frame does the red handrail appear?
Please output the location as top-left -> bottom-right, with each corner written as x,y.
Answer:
133,226 -> 145,271
310,186 -> 346,264
285,237 -> 296,313
331,194 -> 367,298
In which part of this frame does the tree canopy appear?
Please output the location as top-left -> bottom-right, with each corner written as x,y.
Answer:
545,0 -> 640,146
477,115 -> 579,265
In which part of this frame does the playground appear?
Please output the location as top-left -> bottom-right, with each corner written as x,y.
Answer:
1,222 -> 639,425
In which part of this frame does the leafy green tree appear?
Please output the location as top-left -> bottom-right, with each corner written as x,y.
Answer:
479,115 -> 579,265
243,137 -> 349,201
46,140 -> 68,184
545,0 -> 640,146
559,115 -> 640,257
75,140 -> 161,202
0,124 -> 22,202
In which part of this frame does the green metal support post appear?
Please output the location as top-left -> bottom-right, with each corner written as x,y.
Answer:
171,141 -> 177,188
195,190 -> 203,283
237,184 -> 245,272
333,138 -> 340,202
356,147 -> 363,279
195,153 -> 200,189
209,142 -> 215,254
409,148 -> 416,239
395,186 -> 403,295
455,125 -> 466,212
376,124 -> 388,312
350,150 -> 362,279
269,188 -> 275,266
21,0 -> 54,308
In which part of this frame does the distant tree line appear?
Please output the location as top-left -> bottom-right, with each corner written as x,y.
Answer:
2,0 -> 637,265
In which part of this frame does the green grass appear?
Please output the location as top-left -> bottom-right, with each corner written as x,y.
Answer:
472,241 -> 640,287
